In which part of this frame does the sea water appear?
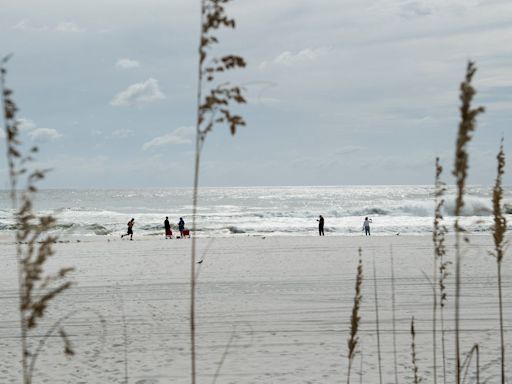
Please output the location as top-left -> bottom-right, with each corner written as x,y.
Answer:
0,185 -> 510,237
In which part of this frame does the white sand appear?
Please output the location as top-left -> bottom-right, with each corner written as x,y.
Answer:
0,234 -> 510,383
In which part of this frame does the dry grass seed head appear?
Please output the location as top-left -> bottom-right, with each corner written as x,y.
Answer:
492,139 -> 507,262
452,61 -> 485,218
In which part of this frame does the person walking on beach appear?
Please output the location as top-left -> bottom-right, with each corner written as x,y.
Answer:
363,217 -> 372,236
164,216 -> 172,239
121,218 -> 135,240
178,217 -> 185,239
317,215 -> 325,236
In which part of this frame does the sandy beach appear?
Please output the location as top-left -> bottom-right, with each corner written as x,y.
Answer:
0,234 -> 510,383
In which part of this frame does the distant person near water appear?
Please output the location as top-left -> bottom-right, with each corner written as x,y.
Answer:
164,216 -> 172,239
121,218 -> 135,240
363,217 -> 372,236
178,217 -> 185,238
317,215 -> 325,236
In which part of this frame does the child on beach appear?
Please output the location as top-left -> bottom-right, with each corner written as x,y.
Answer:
121,218 -> 135,240
362,217 -> 372,236
164,216 -> 172,239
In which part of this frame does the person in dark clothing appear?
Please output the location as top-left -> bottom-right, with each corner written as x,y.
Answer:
164,216 -> 172,239
317,215 -> 325,236
178,217 -> 185,239
363,217 -> 372,236
121,218 -> 135,240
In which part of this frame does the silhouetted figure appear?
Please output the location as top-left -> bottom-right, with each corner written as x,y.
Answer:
363,217 -> 372,236
164,216 -> 172,239
317,215 -> 325,236
121,218 -> 135,240
178,217 -> 185,239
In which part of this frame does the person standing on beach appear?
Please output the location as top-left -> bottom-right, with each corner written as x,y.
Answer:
362,217 -> 372,236
317,215 -> 325,236
178,217 -> 185,239
121,218 -> 135,240
164,216 -> 172,239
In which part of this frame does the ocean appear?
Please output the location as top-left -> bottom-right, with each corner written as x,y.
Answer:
0,185 -> 511,237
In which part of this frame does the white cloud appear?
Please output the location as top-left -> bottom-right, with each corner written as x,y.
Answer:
142,126 -> 194,150
111,129 -> 134,138
260,47 -> 330,68
12,20 -> 84,33
0,128 -> 5,140
28,128 -> 62,142
15,117 -> 62,141
116,58 -> 141,69
12,19 -> 48,32
111,78 -> 166,107
55,21 -> 85,33
17,117 -> 37,131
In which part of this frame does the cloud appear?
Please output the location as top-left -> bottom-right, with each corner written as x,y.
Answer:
55,21 -> 85,33
115,58 -> 141,69
111,78 -> 166,107
16,117 -> 62,141
12,19 -> 48,32
142,126 -> 194,150
28,128 -> 62,142
12,20 -> 84,33
111,129 -> 134,138
260,47 -> 330,68
17,117 -> 37,131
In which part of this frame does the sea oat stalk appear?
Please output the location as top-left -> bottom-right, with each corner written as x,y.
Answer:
492,139 -> 507,384
452,61 -> 484,384
433,157 -> 448,384
191,1 -> 246,382
411,317 -> 421,384
347,248 -> 363,384
1,55 -> 74,384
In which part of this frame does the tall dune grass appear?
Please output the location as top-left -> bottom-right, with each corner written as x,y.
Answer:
1,55 -> 74,384
491,139 -> 507,384
410,317 -> 421,384
347,248 -> 363,384
433,157 -> 447,384
191,0 -> 246,382
452,61 -> 485,384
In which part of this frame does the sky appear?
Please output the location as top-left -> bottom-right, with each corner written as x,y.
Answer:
0,0 -> 511,188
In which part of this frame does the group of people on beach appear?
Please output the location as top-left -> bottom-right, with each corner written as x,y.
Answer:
316,215 -> 372,236
121,217 -> 187,240
122,215 -> 372,239
164,216 -> 187,239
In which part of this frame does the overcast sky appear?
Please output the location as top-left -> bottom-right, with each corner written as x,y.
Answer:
0,0 -> 511,188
